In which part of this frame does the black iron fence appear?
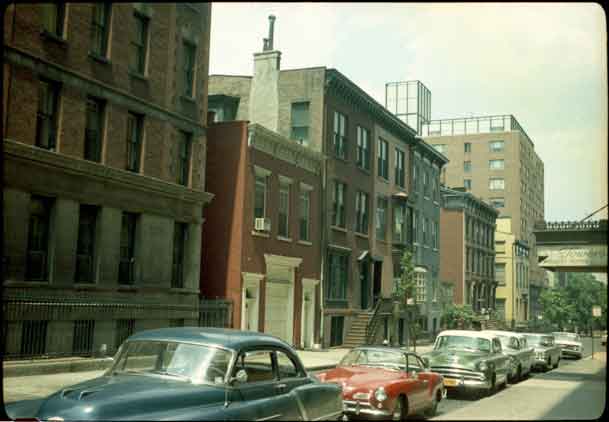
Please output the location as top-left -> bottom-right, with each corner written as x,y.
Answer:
2,297 -> 233,361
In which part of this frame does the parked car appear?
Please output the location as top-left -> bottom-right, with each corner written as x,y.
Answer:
316,346 -> 445,420
552,332 -> 584,359
421,330 -> 510,398
6,327 -> 344,421
483,330 -> 534,382
523,333 -> 562,371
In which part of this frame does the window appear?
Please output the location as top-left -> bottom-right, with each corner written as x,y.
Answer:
333,111 -> 347,159
91,4 -> 112,57
356,126 -> 370,170
72,320 -> 95,355
464,179 -> 472,190
75,205 -> 99,283
299,188 -> 311,241
490,198 -> 505,208
355,191 -> 369,234
36,79 -> 60,150
177,131 -> 192,186
172,222 -> 187,288
489,178 -> 505,190
393,203 -> 406,244
433,144 -> 447,154
130,12 -> 149,74
423,169 -> 429,197
119,212 -> 137,285
376,197 -> 387,240
327,252 -> 348,300
464,142 -> 471,153
489,140 -> 504,152
278,181 -> 290,238
377,138 -> 388,179
21,321 -> 48,356
254,171 -> 268,221
422,216 -> 427,245
84,96 -> 105,162
276,350 -> 301,379
413,164 -> 418,192
26,196 -> 53,281
431,221 -> 437,249
183,42 -> 196,97
291,102 -> 310,145
464,161 -> 472,172
332,181 -> 346,228
415,271 -> 426,303
412,210 -> 419,244
395,148 -> 405,188
115,319 -> 135,351
330,316 -> 344,347
126,112 -> 143,172
41,3 -> 65,37
233,350 -> 274,383
489,159 -> 504,170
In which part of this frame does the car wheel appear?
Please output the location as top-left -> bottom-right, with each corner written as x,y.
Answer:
545,357 -> 552,372
392,396 -> 406,421
553,358 -> 560,368
485,373 -> 496,397
516,365 -> 522,382
424,390 -> 440,418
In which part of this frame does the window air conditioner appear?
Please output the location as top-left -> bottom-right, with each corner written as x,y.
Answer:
255,217 -> 270,232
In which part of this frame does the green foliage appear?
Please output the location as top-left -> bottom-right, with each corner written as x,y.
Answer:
440,304 -> 477,329
541,273 -> 607,332
393,249 -> 416,304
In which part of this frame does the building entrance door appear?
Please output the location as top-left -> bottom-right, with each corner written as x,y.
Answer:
360,260 -> 370,309
373,261 -> 382,305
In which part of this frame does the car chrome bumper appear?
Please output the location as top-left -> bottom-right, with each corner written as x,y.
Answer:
561,350 -> 582,358
342,400 -> 392,419
442,377 -> 490,390
532,358 -> 550,368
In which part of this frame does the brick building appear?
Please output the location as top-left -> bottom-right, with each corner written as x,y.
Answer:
3,3 -> 213,358
201,120 -> 323,348
439,186 -> 499,313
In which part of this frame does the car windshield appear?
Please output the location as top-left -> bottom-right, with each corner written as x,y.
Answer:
339,349 -> 406,370
553,332 -> 580,342
434,335 -> 491,353
525,335 -> 553,347
496,335 -> 513,349
110,340 -> 232,385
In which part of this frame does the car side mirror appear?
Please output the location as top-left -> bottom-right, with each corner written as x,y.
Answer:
230,369 -> 248,385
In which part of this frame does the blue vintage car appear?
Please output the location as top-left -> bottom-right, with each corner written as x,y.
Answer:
6,327 -> 344,421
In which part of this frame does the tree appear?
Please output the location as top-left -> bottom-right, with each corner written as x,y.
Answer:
393,249 -> 417,349
539,286 -> 576,331
440,304 -> 477,329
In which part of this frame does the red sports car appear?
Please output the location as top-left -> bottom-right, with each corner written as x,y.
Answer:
316,347 -> 446,420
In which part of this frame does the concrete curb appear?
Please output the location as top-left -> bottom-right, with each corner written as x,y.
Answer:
3,358 -> 114,378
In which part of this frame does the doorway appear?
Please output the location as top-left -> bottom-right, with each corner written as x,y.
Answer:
373,261 -> 382,306
360,260 -> 370,309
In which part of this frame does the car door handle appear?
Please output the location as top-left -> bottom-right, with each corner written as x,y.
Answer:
275,383 -> 287,390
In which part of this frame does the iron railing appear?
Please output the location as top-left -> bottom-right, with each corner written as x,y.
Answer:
534,220 -> 607,232
2,297 -> 216,360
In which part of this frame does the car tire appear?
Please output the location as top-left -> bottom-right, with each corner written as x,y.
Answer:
545,357 -> 552,372
516,365 -> 522,382
392,396 -> 406,421
485,373 -> 497,397
424,390 -> 440,418
553,358 -> 560,368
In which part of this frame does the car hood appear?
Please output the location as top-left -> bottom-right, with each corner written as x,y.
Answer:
425,350 -> 488,369
29,374 -> 227,420
319,365 -> 405,392
554,340 -> 582,347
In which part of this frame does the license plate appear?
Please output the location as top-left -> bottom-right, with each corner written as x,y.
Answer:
444,378 -> 458,387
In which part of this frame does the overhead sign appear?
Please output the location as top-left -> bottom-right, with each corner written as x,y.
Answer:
592,306 -> 602,317
537,245 -> 607,268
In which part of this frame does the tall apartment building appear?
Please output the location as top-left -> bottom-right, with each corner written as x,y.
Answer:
208,17 -> 445,347
495,217 -> 530,325
3,3 -> 213,358
421,114 -> 545,321
439,187 -> 499,313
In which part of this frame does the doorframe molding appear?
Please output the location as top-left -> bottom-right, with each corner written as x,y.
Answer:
241,272 -> 264,331
301,278 -> 319,349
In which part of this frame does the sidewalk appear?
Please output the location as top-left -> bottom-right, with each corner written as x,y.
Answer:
433,355 -> 607,420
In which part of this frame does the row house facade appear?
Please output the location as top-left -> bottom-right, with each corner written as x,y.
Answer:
201,121 -> 323,348
207,18 -> 446,347
2,3 -> 213,358
439,186 -> 499,316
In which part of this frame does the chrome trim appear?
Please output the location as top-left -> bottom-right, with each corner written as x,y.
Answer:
256,414 -> 282,421
312,410 -> 345,421
293,392 -> 309,421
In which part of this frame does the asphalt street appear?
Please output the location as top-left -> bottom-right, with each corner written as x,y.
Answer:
434,336 -> 605,418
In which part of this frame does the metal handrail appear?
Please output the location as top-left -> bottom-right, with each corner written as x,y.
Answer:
365,299 -> 384,345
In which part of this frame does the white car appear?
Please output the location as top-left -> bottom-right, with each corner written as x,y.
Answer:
552,332 -> 584,359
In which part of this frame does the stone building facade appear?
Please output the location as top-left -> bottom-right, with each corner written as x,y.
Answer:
3,3 -> 213,357
439,186 -> 499,314
201,121 -> 323,349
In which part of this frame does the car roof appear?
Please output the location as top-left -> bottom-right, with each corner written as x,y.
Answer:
126,327 -> 294,351
351,346 -> 421,356
482,330 -> 522,338
437,330 -> 498,341
522,332 -> 553,337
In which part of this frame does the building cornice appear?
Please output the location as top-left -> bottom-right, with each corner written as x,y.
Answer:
4,139 -> 214,206
248,123 -> 324,175
5,46 -> 206,136
325,69 -> 418,145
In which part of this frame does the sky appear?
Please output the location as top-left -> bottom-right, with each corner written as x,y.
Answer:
209,2 -> 608,222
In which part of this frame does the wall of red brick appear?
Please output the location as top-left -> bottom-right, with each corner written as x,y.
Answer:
440,209 -> 465,304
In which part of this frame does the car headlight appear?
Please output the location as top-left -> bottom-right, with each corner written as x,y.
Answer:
477,361 -> 487,371
374,387 -> 387,402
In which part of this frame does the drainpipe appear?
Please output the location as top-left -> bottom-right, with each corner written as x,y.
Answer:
318,96 -> 328,347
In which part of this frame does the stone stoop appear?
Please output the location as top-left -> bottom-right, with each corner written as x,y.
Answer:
343,312 -> 374,348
